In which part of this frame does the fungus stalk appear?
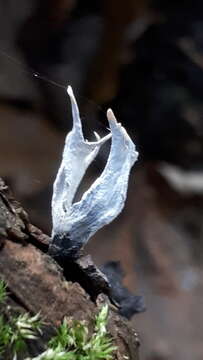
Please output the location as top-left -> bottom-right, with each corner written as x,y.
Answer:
49,86 -> 138,258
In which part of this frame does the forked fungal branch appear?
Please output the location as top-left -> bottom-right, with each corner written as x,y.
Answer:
50,86 -> 138,258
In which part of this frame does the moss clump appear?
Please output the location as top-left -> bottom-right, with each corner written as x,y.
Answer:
0,279 -> 116,360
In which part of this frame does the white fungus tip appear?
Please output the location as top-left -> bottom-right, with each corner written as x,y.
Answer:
67,85 -> 73,97
94,131 -> 100,141
107,108 -> 123,133
107,108 -> 116,122
107,109 -> 118,130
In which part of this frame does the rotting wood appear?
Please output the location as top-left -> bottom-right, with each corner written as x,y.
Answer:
0,178 -> 140,359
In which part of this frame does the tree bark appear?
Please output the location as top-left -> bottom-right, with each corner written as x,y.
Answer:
0,178 -> 139,359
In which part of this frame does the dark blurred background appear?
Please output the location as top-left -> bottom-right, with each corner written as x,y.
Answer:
1,1 -> 203,359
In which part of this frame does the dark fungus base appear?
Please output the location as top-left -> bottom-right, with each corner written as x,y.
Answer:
49,234 -> 146,318
48,233 -> 112,301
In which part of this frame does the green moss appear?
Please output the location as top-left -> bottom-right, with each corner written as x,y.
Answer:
0,279 -> 117,360
0,279 -> 7,304
46,303 -> 117,360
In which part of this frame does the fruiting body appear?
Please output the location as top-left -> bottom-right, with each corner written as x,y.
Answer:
50,86 -> 138,258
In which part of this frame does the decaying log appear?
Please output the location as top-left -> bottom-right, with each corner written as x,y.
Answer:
0,178 -> 140,359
